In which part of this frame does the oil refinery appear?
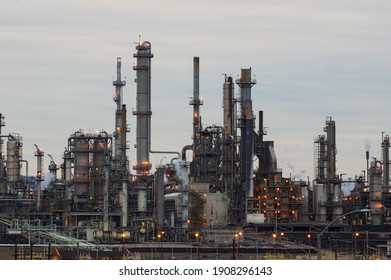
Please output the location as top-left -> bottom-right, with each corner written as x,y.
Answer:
0,40 -> 390,260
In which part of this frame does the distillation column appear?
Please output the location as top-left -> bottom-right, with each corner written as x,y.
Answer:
324,117 -> 343,221
112,57 -> 129,227
113,57 -> 127,170
133,41 -> 153,215
222,76 -> 235,193
189,57 -> 203,183
222,76 -> 239,223
369,161 -> 383,225
6,136 -> 22,195
63,149 -> 73,212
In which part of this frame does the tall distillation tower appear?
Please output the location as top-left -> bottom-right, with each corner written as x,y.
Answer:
189,57 -> 203,183
113,57 -> 127,172
112,57 -> 129,227
133,41 -> 153,216
313,116 -> 343,222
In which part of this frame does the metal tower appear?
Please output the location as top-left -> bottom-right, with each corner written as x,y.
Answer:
133,40 -> 153,215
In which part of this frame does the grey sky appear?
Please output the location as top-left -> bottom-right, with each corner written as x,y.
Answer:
1,0 -> 390,182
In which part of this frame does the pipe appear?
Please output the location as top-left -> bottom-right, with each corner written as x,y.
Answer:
150,150 -> 180,164
181,145 -> 193,161
0,134 -> 16,141
20,160 -> 29,197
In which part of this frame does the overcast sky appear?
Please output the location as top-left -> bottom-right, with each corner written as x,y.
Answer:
1,0 -> 390,182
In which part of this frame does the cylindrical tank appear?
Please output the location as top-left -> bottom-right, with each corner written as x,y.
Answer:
6,139 -> 21,194
331,183 -> 343,222
73,135 -> 89,196
369,161 -> 383,225
213,192 -> 229,227
86,229 -> 104,242
314,183 -> 327,222
106,230 -> 131,241
138,188 -> 147,213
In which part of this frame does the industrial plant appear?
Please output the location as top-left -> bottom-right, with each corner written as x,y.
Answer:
0,40 -> 390,260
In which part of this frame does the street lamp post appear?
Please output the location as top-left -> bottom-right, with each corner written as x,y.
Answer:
157,232 -> 163,260
195,232 -> 200,260
307,234 -> 311,260
365,230 -> 369,259
317,209 -> 372,260
232,231 -> 243,260
353,232 -> 359,259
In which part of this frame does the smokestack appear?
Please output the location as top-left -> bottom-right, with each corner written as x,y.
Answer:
236,68 -> 256,199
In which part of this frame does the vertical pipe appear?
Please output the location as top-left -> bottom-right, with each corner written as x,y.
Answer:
259,111 -> 264,144
34,144 -> 44,210
63,149 -> 72,211
20,160 -> 29,197
121,180 -> 128,227
155,167 -> 165,231
193,57 -> 200,151
121,105 -> 128,169
382,135 -> 390,187
181,161 -> 189,230
103,158 -> 110,232
120,104 -> 128,227
366,150 -> 370,183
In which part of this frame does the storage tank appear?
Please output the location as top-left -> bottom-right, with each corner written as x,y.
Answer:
369,161 -> 383,225
6,139 -> 21,194
314,183 -> 327,222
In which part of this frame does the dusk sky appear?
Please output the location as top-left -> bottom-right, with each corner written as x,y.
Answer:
1,0 -> 390,184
